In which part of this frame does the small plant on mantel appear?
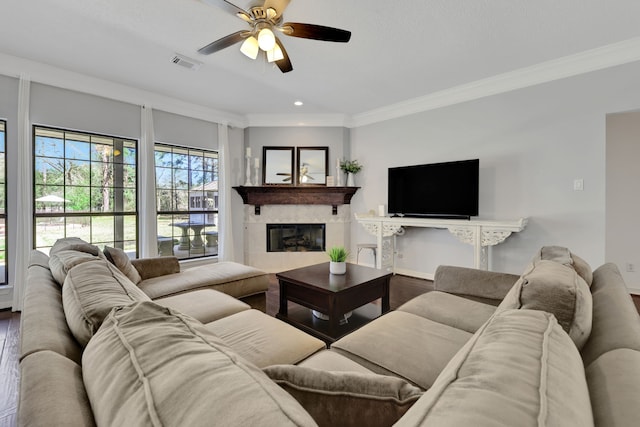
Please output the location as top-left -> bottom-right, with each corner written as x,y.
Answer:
340,160 -> 363,174
327,246 -> 349,262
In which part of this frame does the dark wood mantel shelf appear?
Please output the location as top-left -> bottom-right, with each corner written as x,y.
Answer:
233,185 -> 359,215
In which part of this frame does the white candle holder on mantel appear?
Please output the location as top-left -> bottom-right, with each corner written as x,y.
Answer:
244,155 -> 253,186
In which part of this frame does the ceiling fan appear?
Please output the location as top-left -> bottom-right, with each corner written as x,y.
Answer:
198,0 -> 351,73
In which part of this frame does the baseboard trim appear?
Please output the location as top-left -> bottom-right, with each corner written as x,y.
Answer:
628,286 -> 640,296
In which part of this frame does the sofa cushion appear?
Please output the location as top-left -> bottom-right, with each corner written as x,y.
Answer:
581,263 -> 640,366
62,259 -> 150,347
395,309 -> 594,427
103,246 -> 141,285
585,348 -> 640,427
137,261 -> 268,299
331,311 -> 473,389
498,259 -> 592,349
264,364 -> 423,427
397,291 -> 496,333
533,245 -> 593,286
82,301 -> 318,427
19,350 -> 96,427
204,309 -> 326,368
49,247 -> 102,286
21,251 -> 84,363
153,288 -> 251,324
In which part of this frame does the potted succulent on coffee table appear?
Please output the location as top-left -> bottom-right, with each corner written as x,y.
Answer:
328,246 -> 348,275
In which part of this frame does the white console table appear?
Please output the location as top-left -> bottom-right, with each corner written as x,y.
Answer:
355,214 -> 528,271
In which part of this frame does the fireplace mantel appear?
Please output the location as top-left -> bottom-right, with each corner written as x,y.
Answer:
233,186 -> 359,215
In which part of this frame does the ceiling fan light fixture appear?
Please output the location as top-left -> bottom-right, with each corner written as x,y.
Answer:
258,27 -> 276,51
266,44 -> 284,62
240,36 -> 259,59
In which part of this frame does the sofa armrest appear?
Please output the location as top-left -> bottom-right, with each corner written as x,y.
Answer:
434,265 -> 519,303
131,256 -> 180,280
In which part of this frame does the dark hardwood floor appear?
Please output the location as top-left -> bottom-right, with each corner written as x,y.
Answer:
0,277 -> 638,426
0,309 -> 19,427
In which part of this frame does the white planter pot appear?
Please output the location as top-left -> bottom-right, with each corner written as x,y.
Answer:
329,261 -> 346,275
346,172 -> 356,187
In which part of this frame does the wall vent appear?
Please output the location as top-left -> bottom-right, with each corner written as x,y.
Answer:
170,54 -> 203,71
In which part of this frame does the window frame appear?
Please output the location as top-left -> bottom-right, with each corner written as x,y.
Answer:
154,143 -> 219,261
32,125 -> 139,255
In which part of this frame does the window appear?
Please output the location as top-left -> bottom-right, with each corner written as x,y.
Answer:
155,144 -> 218,260
33,126 -> 138,255
0,121 -> 6,285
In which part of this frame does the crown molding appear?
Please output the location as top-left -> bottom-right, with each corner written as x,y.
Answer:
245,113 -> 349,128
351,37 -> 640,128
0,52 -> 247,128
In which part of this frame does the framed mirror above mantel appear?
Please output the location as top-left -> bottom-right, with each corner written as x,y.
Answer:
233,186 -> 359,215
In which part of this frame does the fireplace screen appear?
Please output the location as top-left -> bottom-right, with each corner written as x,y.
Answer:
267,224 -> 326,252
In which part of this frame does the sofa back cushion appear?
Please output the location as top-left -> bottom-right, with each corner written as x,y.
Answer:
62,259 -> 150,347
581,263 -> 640,366
498,259 -> 592,349
82,301 -> 317,427
395,309 -> 594,427
103,246 -> 142,285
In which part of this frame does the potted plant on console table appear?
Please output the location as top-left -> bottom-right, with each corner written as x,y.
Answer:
340,160 -> 362,187
328,246 -> 348,275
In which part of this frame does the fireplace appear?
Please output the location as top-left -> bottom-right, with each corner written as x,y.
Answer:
267,224 -> 326,252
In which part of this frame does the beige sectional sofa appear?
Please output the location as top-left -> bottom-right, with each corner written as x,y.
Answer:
17,240 -> 640,427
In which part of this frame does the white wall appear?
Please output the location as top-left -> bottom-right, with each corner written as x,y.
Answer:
30,83 -> 141,139
245,126 -> 350,185
350,61 -> 640,277
606,111 -> 640,293
154,110 -> 218,149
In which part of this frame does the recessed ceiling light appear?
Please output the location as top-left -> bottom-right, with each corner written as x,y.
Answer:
294,101 -> 304,106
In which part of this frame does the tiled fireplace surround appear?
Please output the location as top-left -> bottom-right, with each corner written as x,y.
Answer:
243,204 -> 351,273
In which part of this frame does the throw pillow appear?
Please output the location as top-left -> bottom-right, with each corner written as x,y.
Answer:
263,365 -> 423,427
395,309 -> 594,427
62,259 -> 150,347
534,245 -> 593,286
82,301 -> 317,427
498,260 -> 592,349
49,237 -> 98,256
103,246 -> 142,285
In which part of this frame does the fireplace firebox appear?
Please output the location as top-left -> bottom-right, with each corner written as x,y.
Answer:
267,224 -> 326,252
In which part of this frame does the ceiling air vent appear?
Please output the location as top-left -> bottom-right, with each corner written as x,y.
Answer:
170,54 -> 203,71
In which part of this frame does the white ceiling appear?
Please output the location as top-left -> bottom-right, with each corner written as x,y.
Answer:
2,0 -> 640,126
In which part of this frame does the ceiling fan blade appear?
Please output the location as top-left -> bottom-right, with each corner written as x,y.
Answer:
264,0 -> 290,19
201,0 -> 253,22
274,37 -> 293,73
280,22 -> 351,43
197,31 -> 249,55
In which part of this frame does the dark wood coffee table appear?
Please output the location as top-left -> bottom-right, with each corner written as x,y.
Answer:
276,262 -> 392,344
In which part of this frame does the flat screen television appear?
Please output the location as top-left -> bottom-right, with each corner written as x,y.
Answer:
388,159 -> 479,219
